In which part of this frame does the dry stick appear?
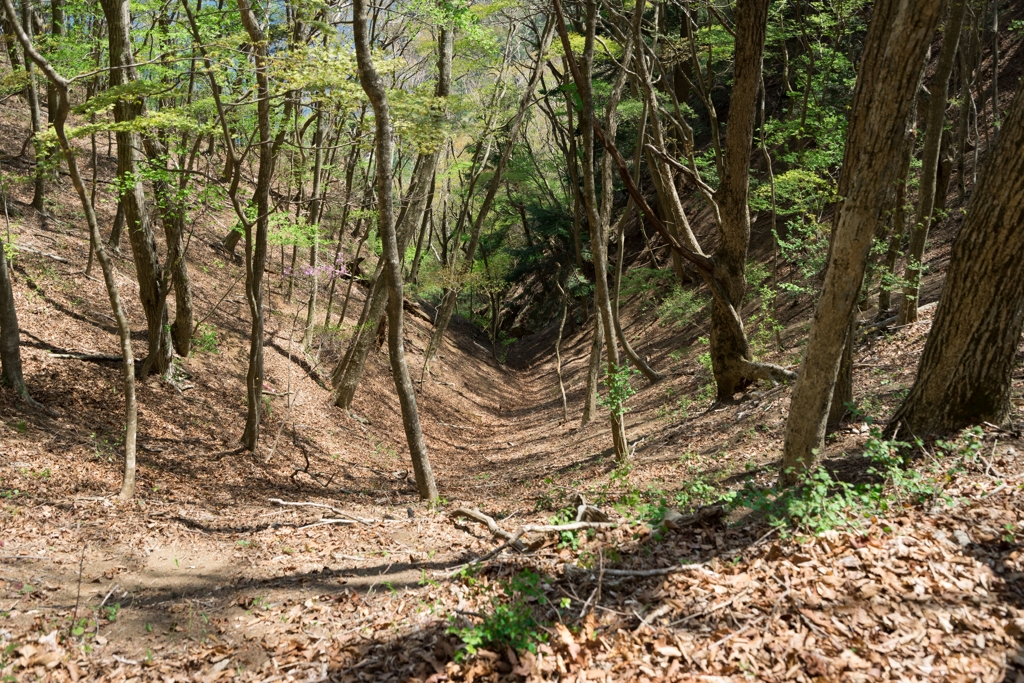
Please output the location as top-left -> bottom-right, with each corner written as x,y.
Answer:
475,521 -> 617,563
268,498 -> 372,524
566,562 -> 714,579
554,270 -> 569,423
298,518 -> 358,530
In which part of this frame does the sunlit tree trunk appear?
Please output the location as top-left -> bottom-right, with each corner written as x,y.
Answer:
781,0 -> 946,484
237,0 -> 274,452
352,0 -> 437,500
99,0 -> 173,376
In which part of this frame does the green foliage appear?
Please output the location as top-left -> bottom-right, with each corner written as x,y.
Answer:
192,324 -> 219,353
550,507 -> 580,550
598,363 -> 638,418
728,425 -> 985,536
773,219 -> 830,295
447,570 -> 550,660
657,287 -> 708,328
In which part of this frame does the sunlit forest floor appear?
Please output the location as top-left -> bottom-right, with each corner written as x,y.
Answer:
1,93 -> 1024,682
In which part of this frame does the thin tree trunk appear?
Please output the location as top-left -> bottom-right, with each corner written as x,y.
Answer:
3,0 -> 137,498
581,309 -> 604,427
302,102 -> 325,349
21,0 -> 43,212
237,0 -> 274,452
554,272 -> 569,423
877,120 -> 917,314
898,0 -> 966,325
889,81 -> 1024,437
781,0 -> 945,485
333,24 -> 453,407
352,0 -> 437,500
421,18 -> 554,376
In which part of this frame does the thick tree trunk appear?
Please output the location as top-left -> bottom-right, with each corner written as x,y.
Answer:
898,0 -> 966,325
352,0 -> 437,500
781,0 -> 945,485
888,83 -> 1024,436
3,1 -> 138,498
0,233 -> 27,399
99,0 -> 173,376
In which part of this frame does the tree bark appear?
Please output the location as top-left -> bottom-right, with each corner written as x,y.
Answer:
580,309 -> 604,427
237,0 -> 274,452
708,0 -> 771,401
888,82 -> 1024,437
0,233 -> 27,399
352,0 -> 437,500
99,0 -> 173,376
21,0 -> 43,213
302,102 -> 325,350
781,0 -> 945,485
898,0 -> 966,325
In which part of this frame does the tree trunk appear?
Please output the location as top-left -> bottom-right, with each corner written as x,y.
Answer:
0,233 -> 27,399
21,0 -> 43,213
3,0 -> 138,498
708,0 -> 771,401
302,103 -> 325,350
898,0 -> 966,325
352,0 -> 437,500
333,24 -> 452,407
888,82 -> 1024,437
580,309 -> 604,427
108,199 -> 125,251
781,0 -> 945,485
237,0 -> 274,452
877,121 -> 917,314
99,0 -> 173,376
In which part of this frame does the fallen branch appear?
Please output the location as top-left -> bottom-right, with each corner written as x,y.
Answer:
298,518 -> 358,530
565,562 -> 714,579
17,245 -> 69,262
268,498 -> 372,524
449,508 -> 522,545
48,352 -> 122,362
449,508 -> 616,560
